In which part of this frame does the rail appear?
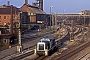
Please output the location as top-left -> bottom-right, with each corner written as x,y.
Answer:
53,42 -> 90,60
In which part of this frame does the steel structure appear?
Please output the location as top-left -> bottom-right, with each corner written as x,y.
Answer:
53,13 -> 90,26
34,0 -> 43,11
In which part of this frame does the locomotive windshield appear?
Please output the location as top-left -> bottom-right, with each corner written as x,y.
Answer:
39,44 -> 44,50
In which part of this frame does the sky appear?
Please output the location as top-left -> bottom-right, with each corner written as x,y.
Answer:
0,0 -> 90,14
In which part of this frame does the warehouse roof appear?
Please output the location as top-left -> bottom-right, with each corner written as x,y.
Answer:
21,4 -> 45,14
0,5 -> 20,14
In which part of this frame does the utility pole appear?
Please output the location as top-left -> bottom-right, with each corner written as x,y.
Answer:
10,5 -> 13,35
70,20 -> 74,42
52,13 -> 55,29
45,18 -> 48,29
62,10 -> 65,28
50,6 -> 53,29
82,14 -> 85,42
55,13 -> 57,30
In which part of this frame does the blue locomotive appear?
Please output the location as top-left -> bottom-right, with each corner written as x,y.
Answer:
34,36 -> 57,56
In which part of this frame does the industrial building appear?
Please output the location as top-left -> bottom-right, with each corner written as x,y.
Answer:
21,0 -> 45,23
21,0 -> 51,30
0,4 -> 29,47
0,0 -> 48,48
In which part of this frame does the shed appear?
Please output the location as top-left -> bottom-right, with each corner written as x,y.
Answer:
21,4 -> 45,23
0,35 -> 15,46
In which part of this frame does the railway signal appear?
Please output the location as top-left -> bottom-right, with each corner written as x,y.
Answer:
16,23 -> 20,29
17,12 -> 23,52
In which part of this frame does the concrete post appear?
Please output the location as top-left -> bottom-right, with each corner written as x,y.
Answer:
17,12 -> 23,52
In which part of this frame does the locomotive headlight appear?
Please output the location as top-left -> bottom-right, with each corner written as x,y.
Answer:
45,49 -> 48,56
34,49 -> 37,55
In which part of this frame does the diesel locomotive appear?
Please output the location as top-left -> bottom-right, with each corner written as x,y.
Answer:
34,36 -> 57,56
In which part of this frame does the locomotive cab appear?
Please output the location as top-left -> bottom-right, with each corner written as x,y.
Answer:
35,41 -> 50,56
37,42 -> 45,51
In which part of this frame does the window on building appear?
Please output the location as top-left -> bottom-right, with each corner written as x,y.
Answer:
0,22 -> 2,25
7,16 -> 9,19
28,13 -> 30,15
3,39 -> 6,43
0,16 -> 1,19
4,22 -> 6,25
31,13 -> 34,15
4,16 -> 6,19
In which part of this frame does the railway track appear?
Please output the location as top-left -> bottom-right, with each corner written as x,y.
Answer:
34,56 -> 47,60
33,26 -> 88,60
51,41 -> 90,60
9,51 -> 34,60
1,30 -> 56,60
79,52 -> 90,60
21,30 -> 56,43
2,27 -> 82,60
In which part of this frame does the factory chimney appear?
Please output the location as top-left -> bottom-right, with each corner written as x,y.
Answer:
7,0 -> 10,6
25,0 -> 28,5
39,0 -> 43,11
